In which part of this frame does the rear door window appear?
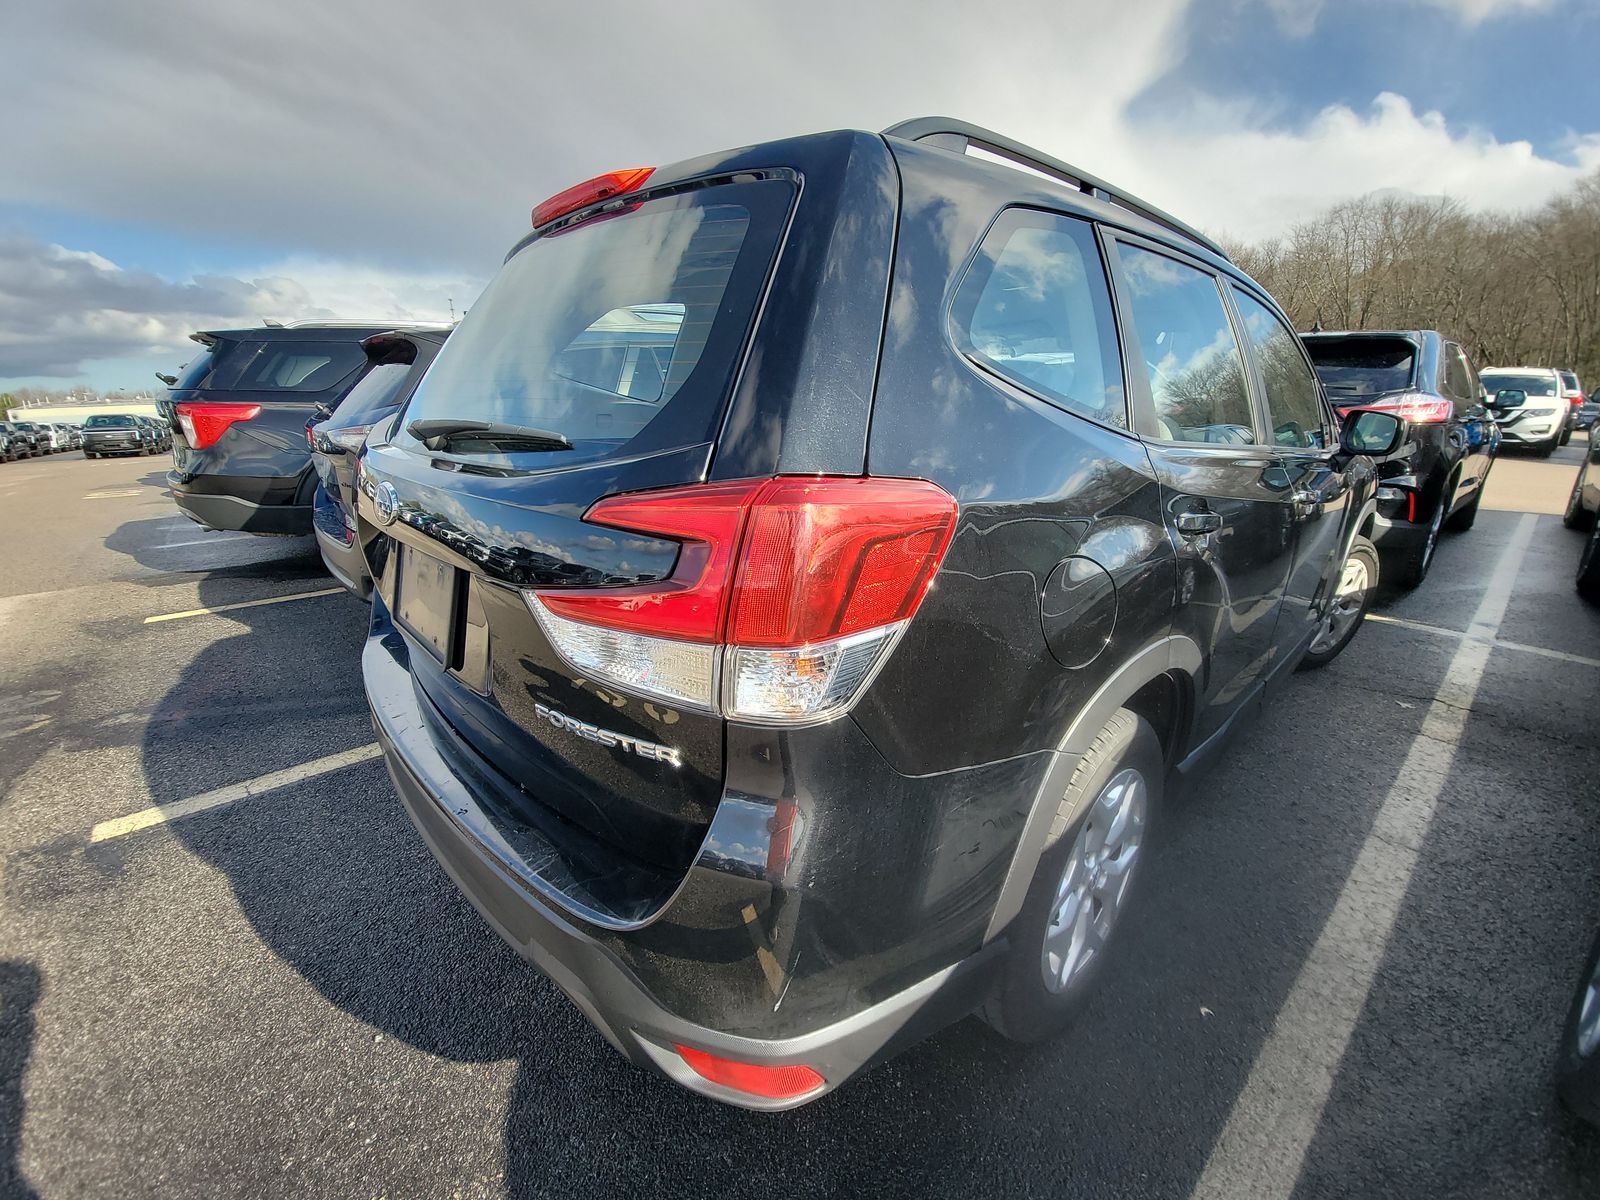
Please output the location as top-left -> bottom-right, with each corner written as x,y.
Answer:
399,179 -> 794,464
329,363 -> 412,426
949,209 -> 1126,428
1114,242 -> 1255,444
1231,288 -> 1329,449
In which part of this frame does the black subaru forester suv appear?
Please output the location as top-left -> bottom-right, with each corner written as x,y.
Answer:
358,119 -> 1401,1109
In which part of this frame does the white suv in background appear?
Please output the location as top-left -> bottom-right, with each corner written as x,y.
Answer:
1481,366 -> 1568,456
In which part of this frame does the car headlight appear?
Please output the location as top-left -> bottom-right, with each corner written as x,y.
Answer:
1524,407 -> 1557,417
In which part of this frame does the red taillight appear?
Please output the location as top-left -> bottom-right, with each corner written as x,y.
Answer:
729,478 -> 959,646
538,477 -> 958,646
176,402 -> 261,449
1351,393 -> 1453,424
527,476 -> 959,722
531,168 -> 655,229
673,1044 -> 824,1100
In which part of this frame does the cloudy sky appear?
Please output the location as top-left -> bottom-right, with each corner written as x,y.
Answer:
2,0 -> 1597,390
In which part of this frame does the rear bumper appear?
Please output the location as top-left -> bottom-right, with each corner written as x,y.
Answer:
313,490 -> 372,598
365,622 -> 1004,1109
168,470 -> 312,534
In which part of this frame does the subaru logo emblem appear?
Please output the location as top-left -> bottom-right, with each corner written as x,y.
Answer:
374,481 -> 400,526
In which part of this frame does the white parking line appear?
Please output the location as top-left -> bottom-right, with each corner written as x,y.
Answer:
143,587 -> 343,624
88,743 -> 383,842
156,535 -> 251,549
1190,512 -> 1537,1200
1366,612 -> 1600,669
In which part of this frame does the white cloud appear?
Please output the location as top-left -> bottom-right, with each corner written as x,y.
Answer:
0,236 -> 481,379
0,0 -> 1593,383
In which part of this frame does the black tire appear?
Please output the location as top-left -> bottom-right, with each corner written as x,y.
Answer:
1557,930 -> 1600,1127
1446,486 -> 1482,532
1578,523 -> 1600,603
1539,434 -> 1560,458
1299,535 -> 1379,670
981,709 -> 1163,1043
1564,463 -> 1594,531
1560,427 -> 1572,447
1388,489 -> 1448,591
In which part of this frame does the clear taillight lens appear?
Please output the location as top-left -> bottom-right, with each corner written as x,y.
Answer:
525,597 -> 719,712
524,476 -> 958,724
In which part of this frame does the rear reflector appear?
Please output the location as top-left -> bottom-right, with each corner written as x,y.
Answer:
525,476 -> 958,724
176,401 -> 261,449
532,168 -> 655,229
1349,393 -> 1452,424
672,1044 -> 824,1100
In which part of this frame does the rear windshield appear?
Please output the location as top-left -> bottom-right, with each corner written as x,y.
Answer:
399,178 -> 794,463
85,415 -> 139,427
330,362 -> 412,426
1303,337 -> 1416,401
1482,371 -> 1556,396
173,344 -> 219,390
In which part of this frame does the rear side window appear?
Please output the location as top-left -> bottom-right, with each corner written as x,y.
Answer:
950,209 -> 1125,427
1560,371 -> 1581,394
1232,289 -> 1328,449
1116,243 -> 1254,444
401,179 -> 794,462
1442,344 -> 1476,404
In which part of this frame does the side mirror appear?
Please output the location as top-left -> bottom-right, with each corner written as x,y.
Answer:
1340,409 -> 1405,457
1494,388 -> 1526,407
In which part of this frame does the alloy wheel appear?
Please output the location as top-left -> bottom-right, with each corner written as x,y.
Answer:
1041,768 -> 1147,994
1309,551 -> 1370,654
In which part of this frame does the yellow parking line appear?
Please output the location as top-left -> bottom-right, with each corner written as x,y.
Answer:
143,587 -> 344,624
88,743 -> 383,843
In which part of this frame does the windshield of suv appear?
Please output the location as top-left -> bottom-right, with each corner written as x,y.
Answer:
400,179 -> 793,463
1303,336 -> 1416,400
84,415 -> 139,428
1482,371 -> 1556,396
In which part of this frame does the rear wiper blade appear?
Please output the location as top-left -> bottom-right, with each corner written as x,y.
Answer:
407,419 -> 573,452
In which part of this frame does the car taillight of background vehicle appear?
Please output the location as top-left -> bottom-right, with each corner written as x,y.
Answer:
1349,392 -> 1454,424
176,402 -> 262,449
524,476 -> 959,725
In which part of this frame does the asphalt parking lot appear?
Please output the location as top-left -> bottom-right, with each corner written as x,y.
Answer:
2,444 -> 1599,1199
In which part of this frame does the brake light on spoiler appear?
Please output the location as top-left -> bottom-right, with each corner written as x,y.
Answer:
525,477 -> 959,725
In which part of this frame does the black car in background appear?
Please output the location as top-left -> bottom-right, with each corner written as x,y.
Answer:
1301,330 -> 1496,589
7,420 -> 53,455
81,413 -> 157,458
0,421 -> 43,457
0,429 -> 15,461
356,118 -> 1401,1108
158,322 -> 399,535
309,326 -> 451,598
135,415 -> 171,452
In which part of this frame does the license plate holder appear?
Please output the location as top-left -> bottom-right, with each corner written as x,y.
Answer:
396,543 -> 460,664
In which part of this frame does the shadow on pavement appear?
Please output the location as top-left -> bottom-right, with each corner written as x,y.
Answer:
128,561 -> 1527,1197
0,960 -> 41,1200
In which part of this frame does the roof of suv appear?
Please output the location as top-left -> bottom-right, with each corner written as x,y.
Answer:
189,322 -> 432,345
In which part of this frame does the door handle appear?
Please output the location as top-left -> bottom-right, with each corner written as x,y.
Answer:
1176,509 -> 1222,537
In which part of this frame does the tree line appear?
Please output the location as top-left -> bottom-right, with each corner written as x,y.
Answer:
1225,170 -> 1600,387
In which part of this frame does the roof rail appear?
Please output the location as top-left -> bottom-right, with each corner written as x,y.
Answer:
881,117 -> 1228,261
